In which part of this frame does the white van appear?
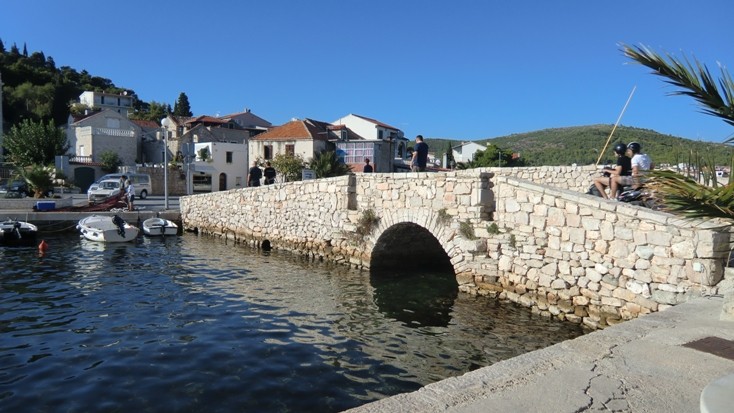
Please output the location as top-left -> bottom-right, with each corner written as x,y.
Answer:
87,173 -> 152,200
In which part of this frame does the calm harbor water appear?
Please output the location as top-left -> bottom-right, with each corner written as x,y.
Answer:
0,232 -> 585,412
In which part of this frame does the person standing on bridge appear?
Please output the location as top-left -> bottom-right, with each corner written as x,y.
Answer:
248,161 -> 262,187
411,135 -> 428,172
263,161 -> 276,185
363,158 -> 373,173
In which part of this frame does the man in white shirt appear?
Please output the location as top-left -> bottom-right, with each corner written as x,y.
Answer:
613,141 -> 653,196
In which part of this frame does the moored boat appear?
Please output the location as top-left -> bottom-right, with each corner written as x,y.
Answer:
0,219 -> 38,247
77,215 -> 139,243
142,217 -> 178,236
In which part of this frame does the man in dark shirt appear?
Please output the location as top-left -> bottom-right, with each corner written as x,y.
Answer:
263,161 -> 276,184
411,135 -> 428,172
593,143 -> 631,199
363,158 -> 373,173
247,161 -> 262,187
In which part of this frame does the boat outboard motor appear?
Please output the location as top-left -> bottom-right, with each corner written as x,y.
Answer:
112,215 -> 126,238
12,221 -> 22,240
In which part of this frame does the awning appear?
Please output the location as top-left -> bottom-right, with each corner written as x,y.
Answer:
193,165 -> 217,175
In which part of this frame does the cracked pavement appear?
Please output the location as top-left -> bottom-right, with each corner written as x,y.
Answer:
346,296 -> 733,413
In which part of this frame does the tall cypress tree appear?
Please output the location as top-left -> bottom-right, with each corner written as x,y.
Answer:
173,92 -> 193,117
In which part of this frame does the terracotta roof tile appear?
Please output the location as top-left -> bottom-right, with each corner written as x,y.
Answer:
251,118 -> 333,141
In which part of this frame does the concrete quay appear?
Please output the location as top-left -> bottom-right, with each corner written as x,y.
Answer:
0,195 -> 181,233
346,295 -> 734,413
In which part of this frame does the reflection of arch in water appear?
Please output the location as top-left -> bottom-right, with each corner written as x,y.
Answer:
370,222 -> 457,327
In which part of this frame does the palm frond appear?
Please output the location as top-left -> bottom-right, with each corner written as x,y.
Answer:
647,170 -> 734,221
621,44 -> 734,131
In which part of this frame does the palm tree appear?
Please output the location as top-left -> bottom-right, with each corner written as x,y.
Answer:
622,44 -> 734,221
309,151 -> 352,178
15,164 -> 54,198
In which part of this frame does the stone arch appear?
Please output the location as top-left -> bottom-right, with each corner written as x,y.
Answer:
367,208 -> 461,275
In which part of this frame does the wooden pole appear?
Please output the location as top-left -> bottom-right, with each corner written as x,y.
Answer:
595,85 -> 636,166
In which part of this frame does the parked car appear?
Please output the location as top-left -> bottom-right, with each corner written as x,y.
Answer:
87,173 -> 151,200
0,179 -> 31,198
87,179 -> 122,202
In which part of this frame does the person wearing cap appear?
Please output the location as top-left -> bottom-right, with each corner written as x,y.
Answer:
612,141 -> 653,195
593,142 -> 631,199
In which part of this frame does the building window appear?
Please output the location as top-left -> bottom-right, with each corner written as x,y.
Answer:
226,151 -> 233,163
285,144 -> 295,156
378,130 -> 383,140
336,142 -> 374,164
264,145 -> 273,160
100,96 -> 105,104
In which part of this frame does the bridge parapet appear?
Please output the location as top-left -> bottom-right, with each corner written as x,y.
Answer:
482,175 -> 732,329
180,170 -> 494,270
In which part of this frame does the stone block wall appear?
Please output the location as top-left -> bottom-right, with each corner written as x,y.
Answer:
181,175 -> 357,263
180,165 -> 732,329
484,164 -> 598,193
475,175 -> 731,329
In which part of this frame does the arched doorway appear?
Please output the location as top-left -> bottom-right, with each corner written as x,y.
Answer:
218,173 -> 227,191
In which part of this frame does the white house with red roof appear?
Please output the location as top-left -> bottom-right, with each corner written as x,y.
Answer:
331,114 -> 409,172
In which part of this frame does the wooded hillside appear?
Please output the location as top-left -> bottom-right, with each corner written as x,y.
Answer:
426,125 -> 734,167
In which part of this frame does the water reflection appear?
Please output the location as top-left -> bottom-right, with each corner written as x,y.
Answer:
0,233 -> 585,413
370,269 -> 458,327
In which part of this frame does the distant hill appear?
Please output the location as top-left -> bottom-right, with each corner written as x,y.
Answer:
425,125 -> 734,167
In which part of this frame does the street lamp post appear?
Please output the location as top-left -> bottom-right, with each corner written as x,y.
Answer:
160,117 -> 170,210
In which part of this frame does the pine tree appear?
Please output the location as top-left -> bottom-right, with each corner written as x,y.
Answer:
173,92 -> 193,117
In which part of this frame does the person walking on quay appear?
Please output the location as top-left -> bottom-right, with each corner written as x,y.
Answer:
248,161 -> 262,187
263,161 -> 276,185
411,135 -> 429,172
363,158 -> 373,173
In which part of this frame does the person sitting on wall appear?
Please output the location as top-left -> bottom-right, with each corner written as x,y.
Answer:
593,142 -> 631,199
611,141 -> 654,196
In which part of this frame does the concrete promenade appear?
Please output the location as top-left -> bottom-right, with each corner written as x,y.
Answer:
347,294 -> 734,413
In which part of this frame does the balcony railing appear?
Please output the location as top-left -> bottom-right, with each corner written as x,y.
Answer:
77,126 -> 135,138
69,155 -> 95,164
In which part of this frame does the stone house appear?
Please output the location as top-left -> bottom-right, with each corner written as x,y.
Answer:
219,109 -> 272,136
66,109 -> 142,165
248,118 -> 335,165
331,114 -> 409,172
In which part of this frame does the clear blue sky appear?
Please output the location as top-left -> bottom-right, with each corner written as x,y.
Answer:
2,0 -> 733,142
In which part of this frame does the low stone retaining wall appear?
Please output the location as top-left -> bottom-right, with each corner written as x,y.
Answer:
472,175 -> 731,329
0,196 -> 74,210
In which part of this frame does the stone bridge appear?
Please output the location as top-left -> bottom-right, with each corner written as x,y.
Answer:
180,166 -> 731,329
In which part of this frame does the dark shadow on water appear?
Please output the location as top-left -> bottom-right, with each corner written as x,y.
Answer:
370,269 -> 458,328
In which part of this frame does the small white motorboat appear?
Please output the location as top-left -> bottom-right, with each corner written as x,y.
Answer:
142,217 -> 178,236
0,219 -> 38,247
77,215 -> 139,243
